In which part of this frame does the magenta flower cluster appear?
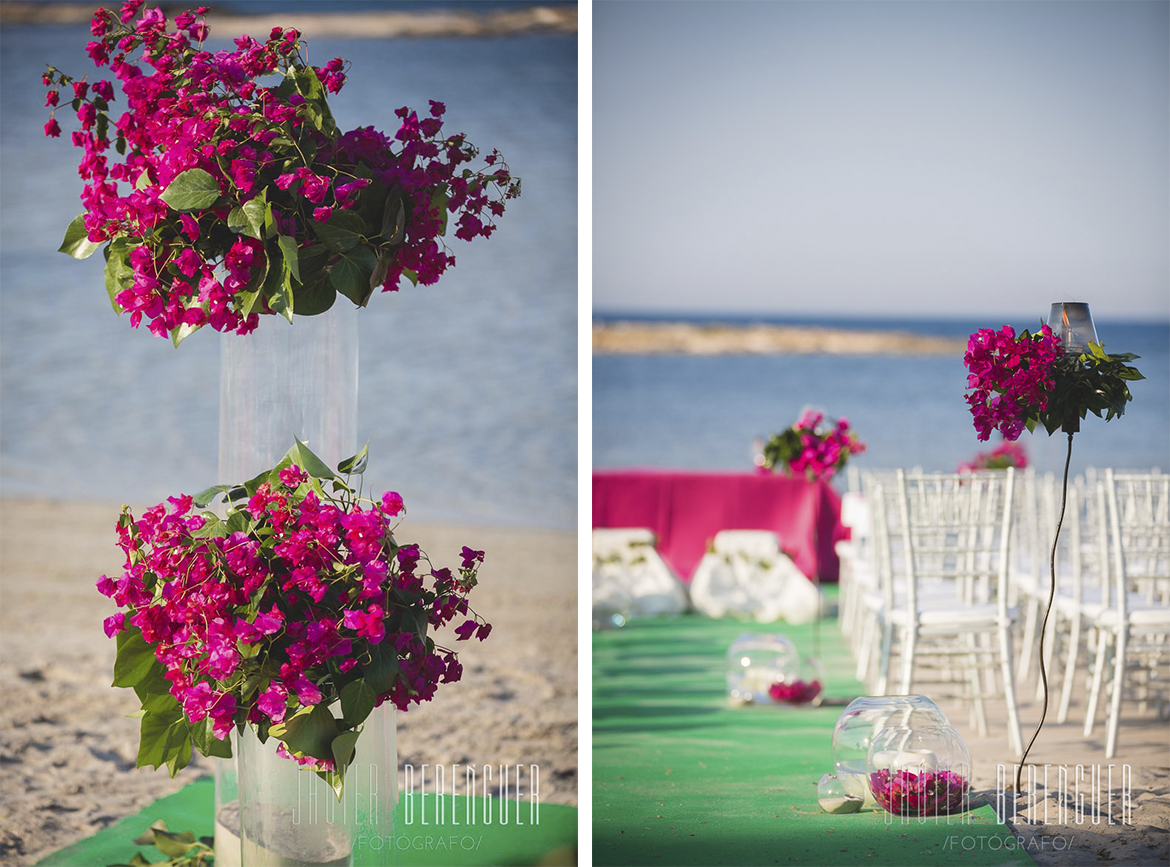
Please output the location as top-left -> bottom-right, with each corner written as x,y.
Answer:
97,461 -> 489,770
957,440 -> 1029,473
963,325 -> 1059,441
767,678 -> 822,705
868,768 -> 969,817
44,2 -> 519,342
763,410 -> 867,481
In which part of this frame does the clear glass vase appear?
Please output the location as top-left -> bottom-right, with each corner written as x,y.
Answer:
866,724 -> 971,817
236,703 -> 398,867
831,695 -> 948,808
724,633 -> 825,705
218,306 -> 359,482
215,307 -> 361,864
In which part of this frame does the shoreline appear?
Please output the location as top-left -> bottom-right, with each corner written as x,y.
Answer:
0,4 -> 578,38
593,320 -> 967,356
0,497 -> 576,866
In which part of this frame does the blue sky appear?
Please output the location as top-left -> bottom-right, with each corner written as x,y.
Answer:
593,0 -> 1170,321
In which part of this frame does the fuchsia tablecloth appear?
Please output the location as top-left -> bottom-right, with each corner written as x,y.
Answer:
592,469 -> 847,583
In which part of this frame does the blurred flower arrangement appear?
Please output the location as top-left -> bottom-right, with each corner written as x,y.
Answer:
957,440 -> 1028,473
963,324 -> 1143,441
98,440 -> 489,796
762,410 -> 866,481
44,1 -> 520,344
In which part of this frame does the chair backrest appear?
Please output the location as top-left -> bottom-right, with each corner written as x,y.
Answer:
1101,470 -> 1170,614
893,469 -> 1016,616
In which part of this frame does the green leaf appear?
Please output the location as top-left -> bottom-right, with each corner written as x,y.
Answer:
329,246 -> 378,307
165,729 -> 193,777
136,707 -> 183,769
152,828 -> 197,859
103,238 -> 133,312
331,729 -> 360,772
192,515 -> 228,539
58,214 -> 102,259
315,210 -> 368,254
268,704 -> 338,763
277,234 -> 301,283
340,680 -> 376,727
337,443 -> 369,476
132,820 -> 168,846
364,642 -> 399,695
159,168 -> 221,212
381,191 -> 407,245
291,268 -> 336,316
134,171 -> 153,192
191,715 -> 234,759
170,319 -> 201,348
114,625 -> 160,689
286,439 -> 336,480
193,484 -> 233,508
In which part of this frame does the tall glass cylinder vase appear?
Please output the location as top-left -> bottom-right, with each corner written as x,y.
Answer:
215,306 -> 362,864
218,305 -> 359,482
236,704 -> 398,867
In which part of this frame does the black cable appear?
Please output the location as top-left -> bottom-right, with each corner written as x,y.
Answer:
1015,430 -> 1075,799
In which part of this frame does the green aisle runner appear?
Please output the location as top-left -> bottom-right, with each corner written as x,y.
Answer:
593,606 -> 1034,867
37,776 -> 577,867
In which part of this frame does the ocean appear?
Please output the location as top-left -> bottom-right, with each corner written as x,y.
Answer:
593,314 -> 1170,486
0,21 -> 577,529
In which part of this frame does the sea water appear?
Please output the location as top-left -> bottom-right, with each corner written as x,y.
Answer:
0,24 -> 576,529
594,315 -> 1170,484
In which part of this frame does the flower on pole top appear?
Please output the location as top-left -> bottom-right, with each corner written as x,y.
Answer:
963,323 -> 1144,441
44,2 -> 521,345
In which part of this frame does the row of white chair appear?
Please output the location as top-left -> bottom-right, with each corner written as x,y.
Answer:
838,467 -> 1170,759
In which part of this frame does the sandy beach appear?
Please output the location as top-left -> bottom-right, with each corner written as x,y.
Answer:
927,684 -> 1170,865
0,498 -> 576,867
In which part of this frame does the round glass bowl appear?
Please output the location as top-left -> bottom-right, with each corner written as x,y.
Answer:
817,772 -> 863,814
866,724 -> 971,817
725,634 -> 822,706
831,695 -> 949,808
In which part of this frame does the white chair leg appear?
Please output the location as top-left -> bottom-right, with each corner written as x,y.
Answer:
999,623 -> 1024,757
1056,613 -> 1082,724
875,621 -> 894,695
1084,629 -> 1110,738
967,641 -> 988,738
898,626 -> 917,694
1106,627 -> 1128,759
855,610 -> 876,681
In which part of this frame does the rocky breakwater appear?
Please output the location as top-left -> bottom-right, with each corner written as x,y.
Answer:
593,321 -> 966,356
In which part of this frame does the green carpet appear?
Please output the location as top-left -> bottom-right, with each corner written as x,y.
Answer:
593,602 -> 1034,867
37,776 -> 577,867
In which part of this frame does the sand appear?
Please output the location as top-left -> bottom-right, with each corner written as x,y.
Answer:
901,664 -> 1170,865
0,498 -> 576,867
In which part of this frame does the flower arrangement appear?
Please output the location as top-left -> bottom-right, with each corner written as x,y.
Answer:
761,410 -> 866,481
767,679 -> 822,705
957,440 -> 1028,473
963,324 -> 1143,441
97,440 -> 489,795
868,768 -> 968,817
44,2 -> 520,344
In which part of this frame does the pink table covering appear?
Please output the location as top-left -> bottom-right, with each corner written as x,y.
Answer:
592,469 -> 847,583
